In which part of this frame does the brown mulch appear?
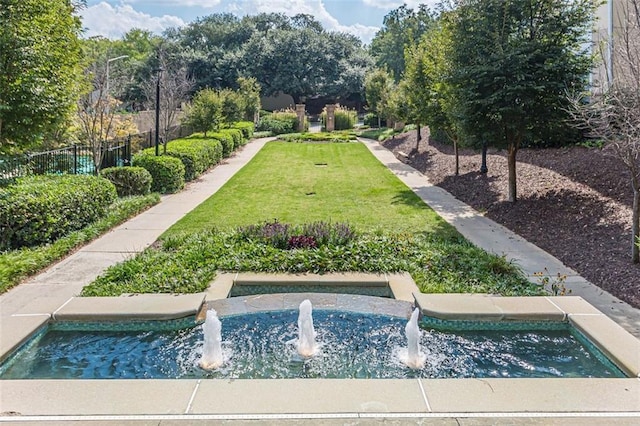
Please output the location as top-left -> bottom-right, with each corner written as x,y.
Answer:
380,128 -> 640,309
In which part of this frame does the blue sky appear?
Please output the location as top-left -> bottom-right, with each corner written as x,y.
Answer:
81,0 -> 438,45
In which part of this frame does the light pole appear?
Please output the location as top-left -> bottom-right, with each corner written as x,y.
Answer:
154,66 -> 164,156
105,55 -> 129,96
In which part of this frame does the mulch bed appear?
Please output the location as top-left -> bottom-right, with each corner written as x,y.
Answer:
380,128 -> 640,308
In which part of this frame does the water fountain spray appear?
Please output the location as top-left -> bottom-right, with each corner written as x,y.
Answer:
296,299 -> 318,357
403,307 -> 426,369
199,309 -> 224,370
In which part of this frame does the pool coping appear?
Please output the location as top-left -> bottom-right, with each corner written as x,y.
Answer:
1,273 -> 639,418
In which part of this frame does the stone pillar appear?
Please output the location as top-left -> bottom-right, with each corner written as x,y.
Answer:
325,104 -> 336,132
295,104 -> 306,132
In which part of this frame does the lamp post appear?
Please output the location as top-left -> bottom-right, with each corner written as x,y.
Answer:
105,55 -> 128,97
154,66 -> 164,156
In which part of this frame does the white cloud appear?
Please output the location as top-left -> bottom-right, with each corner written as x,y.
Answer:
363,0 -> 439,10
127,0 -> 221,7
80,2 -> 185,39
228,0 -> 380,44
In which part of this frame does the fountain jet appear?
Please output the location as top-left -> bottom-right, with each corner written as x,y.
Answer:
296,299 -> 318,357
199,309 -> 224,370
403,308 -> 426,369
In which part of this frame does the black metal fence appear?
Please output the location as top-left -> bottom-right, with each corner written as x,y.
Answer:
0,125 -> 193,186
0,139 -> 131,186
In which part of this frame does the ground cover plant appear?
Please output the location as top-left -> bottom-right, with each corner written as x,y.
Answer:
0,193 -> 160,294
83,141 -> 541,297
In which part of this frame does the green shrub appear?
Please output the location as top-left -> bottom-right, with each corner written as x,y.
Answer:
257,110 -> 298,135
209,132 -> 235,157
139,138 -> 222,182
133,154 -> 185,193
363,113 -> 379,127
0,175 -> 117,250
221,128 -> 243,149
233,121 -> 255,140
100,166 -> 152,197
0,193 -> 160,294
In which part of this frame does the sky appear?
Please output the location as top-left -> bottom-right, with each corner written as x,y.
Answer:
81,0 -> 439,45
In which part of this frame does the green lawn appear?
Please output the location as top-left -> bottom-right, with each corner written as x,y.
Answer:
165,141 -> 457,239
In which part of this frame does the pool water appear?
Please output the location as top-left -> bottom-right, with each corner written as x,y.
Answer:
0,310 -> 624,379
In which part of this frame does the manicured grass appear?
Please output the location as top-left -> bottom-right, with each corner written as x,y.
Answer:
0,193 -> 160,294
165,142 -> 457,239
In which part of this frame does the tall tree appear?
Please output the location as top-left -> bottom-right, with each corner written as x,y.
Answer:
0,0 -> 83,153
448,0 -> 595,202
364,68 -> 394,127
369,4 -> 434,82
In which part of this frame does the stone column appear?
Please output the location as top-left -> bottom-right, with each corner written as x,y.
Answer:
295,104 -> 306,132
325,104 -> 336,132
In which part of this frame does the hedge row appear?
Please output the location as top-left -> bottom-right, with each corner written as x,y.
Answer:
133,123 -> 253,193
0,175 -> 117,250
100,166 -> 152,197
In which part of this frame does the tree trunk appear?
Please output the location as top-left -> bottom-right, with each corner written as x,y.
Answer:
454,140 -> 459,176
417,124 -> 421,143
633,188 -> 640,263
507,143 -> 518,202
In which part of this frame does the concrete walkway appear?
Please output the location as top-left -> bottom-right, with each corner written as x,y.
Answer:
1,136 -> 639,341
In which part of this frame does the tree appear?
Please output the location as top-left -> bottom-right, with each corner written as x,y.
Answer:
364,68 -> 394,127
0,0 -> 83,153
182,88 -> 223,136
569,0 -> 640,262
448,0 -> 595,202
76,52 -> 136,173
237,77 -> 261,122
370,4 -> 434,82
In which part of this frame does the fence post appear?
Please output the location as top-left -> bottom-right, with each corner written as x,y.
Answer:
73,145 -> 78,174
125,135 -> 132,166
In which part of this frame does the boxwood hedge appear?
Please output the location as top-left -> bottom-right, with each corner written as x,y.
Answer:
100,166 -> 152,197
0,175 -> 117,250
133,154 -> 185,193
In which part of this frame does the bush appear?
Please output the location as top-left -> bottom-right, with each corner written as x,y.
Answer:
220,128 -> 243,149
133,154 -> 185,193
257,110 -> 298,135
100,166 -> 152,197
0,175 -> 117,250
233,121 -> 255,140
139,138 -> 222,182
209,132 -> 235,157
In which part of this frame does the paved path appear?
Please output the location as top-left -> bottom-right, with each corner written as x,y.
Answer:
1,136 -> 639,341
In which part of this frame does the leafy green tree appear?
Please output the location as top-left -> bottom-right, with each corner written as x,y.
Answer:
370,4 -> 434,82
0,0 -> 83,153
237,77 -> 261,122
448,0 -> 595,202
182,88 -> 223,136
364,68 -> 394,127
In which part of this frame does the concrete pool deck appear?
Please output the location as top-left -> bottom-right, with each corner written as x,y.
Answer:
1,137 -> 640,423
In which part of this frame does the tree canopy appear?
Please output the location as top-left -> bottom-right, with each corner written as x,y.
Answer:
0,0 -> 84,153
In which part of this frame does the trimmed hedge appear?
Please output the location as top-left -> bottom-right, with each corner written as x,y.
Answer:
256,116 -> 296,135
220,128 -> 243,149
139,138 -> 222,182
0,175 -> 117,250
133,154 -> 185,193
100,166 -> 152,197
232,121 -> 254,139
209,132 -> 235,157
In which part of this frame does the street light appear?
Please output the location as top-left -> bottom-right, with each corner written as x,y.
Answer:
154,66 -> 164,156
105,55 -> 129,96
